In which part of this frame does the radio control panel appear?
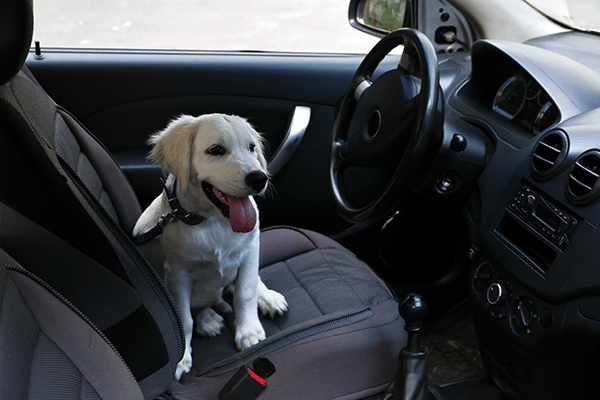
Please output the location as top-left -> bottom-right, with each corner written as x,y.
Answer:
509,185 -> 578,249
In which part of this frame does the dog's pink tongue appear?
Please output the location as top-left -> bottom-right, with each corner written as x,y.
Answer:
225,194 -> 257,233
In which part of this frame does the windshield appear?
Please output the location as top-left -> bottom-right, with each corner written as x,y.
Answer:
526,0 -> 600,32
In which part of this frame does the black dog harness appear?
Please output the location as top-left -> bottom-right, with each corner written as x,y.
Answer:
132,178 -> 206,245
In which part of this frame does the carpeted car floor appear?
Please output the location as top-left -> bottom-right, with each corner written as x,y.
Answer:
420,300 -> 486,386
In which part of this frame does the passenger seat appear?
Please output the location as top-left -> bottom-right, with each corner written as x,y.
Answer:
0,1 -> 405,399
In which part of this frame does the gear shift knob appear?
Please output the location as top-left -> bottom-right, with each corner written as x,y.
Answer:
399,293 -> 428,352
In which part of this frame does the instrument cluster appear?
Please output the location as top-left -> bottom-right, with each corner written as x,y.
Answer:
492,74 -> 560,135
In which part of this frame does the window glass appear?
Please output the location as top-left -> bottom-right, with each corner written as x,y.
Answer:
32,0 -> 383,53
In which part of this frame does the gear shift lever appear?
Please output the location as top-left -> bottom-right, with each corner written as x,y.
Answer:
399,293 -> 428,353
392,293 -> 429,400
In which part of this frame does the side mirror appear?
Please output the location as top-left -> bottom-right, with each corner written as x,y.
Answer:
348,0 -> 408,38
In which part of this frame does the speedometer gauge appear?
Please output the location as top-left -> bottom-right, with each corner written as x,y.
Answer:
534,102 -> 559,134
493,75 -> 527,120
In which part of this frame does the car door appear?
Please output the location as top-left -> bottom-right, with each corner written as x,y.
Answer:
27,51 -> 345,232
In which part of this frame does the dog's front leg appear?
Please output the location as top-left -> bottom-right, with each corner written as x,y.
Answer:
164,261 -> 194,380
233,248 -> 266,351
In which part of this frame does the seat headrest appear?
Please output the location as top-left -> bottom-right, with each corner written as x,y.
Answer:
0,0 -> 34,86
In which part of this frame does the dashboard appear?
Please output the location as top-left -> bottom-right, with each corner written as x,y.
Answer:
438,33 -> 600,399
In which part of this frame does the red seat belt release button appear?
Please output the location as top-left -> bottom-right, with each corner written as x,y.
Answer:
218,357 -> 276,400
247,367 -> 266,385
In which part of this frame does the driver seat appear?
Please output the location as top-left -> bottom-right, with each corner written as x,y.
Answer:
0,1 -> 404,399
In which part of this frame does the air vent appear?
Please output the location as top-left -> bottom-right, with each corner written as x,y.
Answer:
568,150 -> 600,203
531,130 -> 568,179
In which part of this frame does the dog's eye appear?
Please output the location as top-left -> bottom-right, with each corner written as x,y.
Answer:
249,143 -> 256,152
206,145 -> 226,156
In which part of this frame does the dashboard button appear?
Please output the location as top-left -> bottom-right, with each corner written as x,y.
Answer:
450,134 -> 467,152
490,309 -> 506,320
539,308 -> 554,329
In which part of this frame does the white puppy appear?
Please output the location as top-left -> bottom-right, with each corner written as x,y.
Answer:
133,114 -> 288,380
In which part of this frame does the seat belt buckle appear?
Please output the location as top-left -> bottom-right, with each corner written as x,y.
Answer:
218,357 -> 276,400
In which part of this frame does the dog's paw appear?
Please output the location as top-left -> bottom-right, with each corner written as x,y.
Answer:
235,324 -> 266,351
258,289 -> 288,319
175,352 -> 192,381
195,308 -> 225,337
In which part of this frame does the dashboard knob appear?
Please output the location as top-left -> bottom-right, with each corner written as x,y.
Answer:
520,194 -> 535,213
514,300 -> 533,330
487,282 -> 511,306
450,134 -> 467,152
474,262 -> 493,291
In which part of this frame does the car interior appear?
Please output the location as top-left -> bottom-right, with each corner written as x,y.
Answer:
2,0 -> 600,399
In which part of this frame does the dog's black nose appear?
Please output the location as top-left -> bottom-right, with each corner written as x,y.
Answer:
246,171 -> 268,192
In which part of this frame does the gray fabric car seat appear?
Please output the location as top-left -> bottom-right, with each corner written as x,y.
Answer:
0,1 -> 405,399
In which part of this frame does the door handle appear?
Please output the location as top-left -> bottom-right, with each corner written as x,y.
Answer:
268,106 -> 311,176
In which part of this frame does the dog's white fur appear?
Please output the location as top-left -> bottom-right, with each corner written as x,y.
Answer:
133,114 -> 287,380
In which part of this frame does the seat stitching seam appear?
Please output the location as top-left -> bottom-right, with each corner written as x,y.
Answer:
316,249 -> 368,307
283,258 -> 325,315
27,328 -> 42,399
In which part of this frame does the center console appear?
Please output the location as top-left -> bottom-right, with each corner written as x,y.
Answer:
469,179 -> 600,400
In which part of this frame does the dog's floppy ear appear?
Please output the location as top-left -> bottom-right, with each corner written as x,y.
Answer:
249,124 -> 269,173
148,115 -> 198,193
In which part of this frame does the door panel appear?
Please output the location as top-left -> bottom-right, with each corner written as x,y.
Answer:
26,50 -> 399,234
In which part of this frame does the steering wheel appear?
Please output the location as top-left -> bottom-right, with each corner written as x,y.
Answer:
330,28 -> 441,225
